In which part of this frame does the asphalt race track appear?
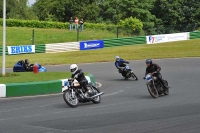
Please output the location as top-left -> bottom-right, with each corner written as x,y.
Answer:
0,58 -> 200,133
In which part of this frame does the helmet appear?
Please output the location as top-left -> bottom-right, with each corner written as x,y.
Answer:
145,59 -> 152,64
25,59 -> 29,64
116,56 -> 120,61
70,64 -> 78,74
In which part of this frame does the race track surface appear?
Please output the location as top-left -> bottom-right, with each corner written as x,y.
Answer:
0,58 -> 200,133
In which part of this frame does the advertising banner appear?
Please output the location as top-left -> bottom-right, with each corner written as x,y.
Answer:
80,40 -> 104,50
146,32 -> 189,44
7,45 -> 35,55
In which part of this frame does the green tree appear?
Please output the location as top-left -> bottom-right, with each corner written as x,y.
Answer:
0,0 -> 17,18
99,0 -> 157,34
152,0 -> 200,33
0,0 -> 37,20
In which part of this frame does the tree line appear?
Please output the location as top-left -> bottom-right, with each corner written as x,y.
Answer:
1,0 -> 200,34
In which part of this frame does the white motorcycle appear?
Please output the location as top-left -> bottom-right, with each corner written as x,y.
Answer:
63,79 -> 104,107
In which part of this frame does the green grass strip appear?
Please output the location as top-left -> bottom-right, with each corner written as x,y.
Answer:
0,72 -> 71,84
1,39 -> 200,68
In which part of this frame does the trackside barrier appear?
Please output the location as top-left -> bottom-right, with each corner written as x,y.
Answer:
0,75 -> 96,97
0,46 -> 8,55
0,44 -> 45,55
0,31 -> 199,56
79,40 -> 104,50
190,31 -> 200,39
103,36 -> 146,47
6,80 -> 62,97
146,32 -> 189,44
45,42 -> 79,53
35,44 -> 46,53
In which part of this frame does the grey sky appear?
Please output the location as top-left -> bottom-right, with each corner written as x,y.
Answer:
28,0 -> 36,6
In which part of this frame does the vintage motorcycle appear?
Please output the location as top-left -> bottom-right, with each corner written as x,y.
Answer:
63,79 -> 104,107
119,65 -> 138,80
145,72 -> 169,98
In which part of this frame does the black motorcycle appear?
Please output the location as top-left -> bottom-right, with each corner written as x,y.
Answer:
63,79 -> 104,107
119,65 -> 138,80
145,72 -> 169,98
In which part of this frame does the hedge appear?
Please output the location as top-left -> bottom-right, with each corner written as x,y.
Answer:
0,19 -> 116,30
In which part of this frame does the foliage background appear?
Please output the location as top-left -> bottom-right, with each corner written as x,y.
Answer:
0,0 -> 199,35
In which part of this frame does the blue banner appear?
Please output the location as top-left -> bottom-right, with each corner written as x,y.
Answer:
80,40 -> 104,50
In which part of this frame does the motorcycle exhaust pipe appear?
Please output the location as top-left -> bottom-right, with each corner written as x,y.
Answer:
82,92 -> 104,99
90,92 -> 104,99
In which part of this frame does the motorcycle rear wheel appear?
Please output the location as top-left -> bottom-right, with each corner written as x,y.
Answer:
63,90 -> 79,108
147,83 -> 159,98
91,87 -> 101,104
163,80 -> 169,95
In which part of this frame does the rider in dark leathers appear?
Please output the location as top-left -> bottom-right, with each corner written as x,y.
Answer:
115,56 -> 130,77
70,64 -> 91,94
144,59 -> 168,89
24,59 -> 33,71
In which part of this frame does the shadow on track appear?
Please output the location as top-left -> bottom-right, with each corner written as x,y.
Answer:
56,102 -> 96,108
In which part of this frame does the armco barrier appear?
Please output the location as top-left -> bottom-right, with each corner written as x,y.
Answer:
35,44 -> 46,53
0,46 -> 8,55
103,36 -> 146,47
45,42 -> 79,53
190,31 -> 200,39
0,74 -> 96,97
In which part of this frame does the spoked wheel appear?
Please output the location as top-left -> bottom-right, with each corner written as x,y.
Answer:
131,72 -> 138,81
147,83 -> 159,98
91,87 -> 101,104
163,80 -> 169,95
63,90 -> 79,107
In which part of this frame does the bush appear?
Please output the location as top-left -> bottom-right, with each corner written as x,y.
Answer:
118,17 -> 143,35
117,17 -> 143,36
0,19 -> 117,30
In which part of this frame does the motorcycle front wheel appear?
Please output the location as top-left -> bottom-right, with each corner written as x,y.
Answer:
131,72 -> 138,81
147,83 -> 159,98
91,87 -> 101,104
63,90 -> 79,107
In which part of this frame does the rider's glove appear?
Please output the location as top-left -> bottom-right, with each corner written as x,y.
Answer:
143,77 -> 146,80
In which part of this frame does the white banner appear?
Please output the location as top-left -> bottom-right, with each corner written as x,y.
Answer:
7,45 -> 35,55
146,32 -> 189,44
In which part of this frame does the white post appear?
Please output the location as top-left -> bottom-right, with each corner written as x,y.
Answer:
2,0 -> 6,76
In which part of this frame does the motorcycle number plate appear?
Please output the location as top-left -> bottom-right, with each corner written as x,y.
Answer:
146,74 -> 152,82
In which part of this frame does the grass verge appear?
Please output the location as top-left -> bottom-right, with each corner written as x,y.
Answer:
0,27 -> 118,46
1,39 -> 200,68
0,72 -> 71,84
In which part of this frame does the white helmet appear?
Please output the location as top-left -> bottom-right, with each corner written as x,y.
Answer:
70,64 -> 78,74
116,56 -> 120,61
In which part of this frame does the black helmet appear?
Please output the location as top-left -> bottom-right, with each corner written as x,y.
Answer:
25,59 -> 29,64
145,59 -> 152,64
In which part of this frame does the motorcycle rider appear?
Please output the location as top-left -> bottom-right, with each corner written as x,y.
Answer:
144,59 -> 168,89
24,59 -> 33,71
70,64 -> 92,95
115,56 -> 130,77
